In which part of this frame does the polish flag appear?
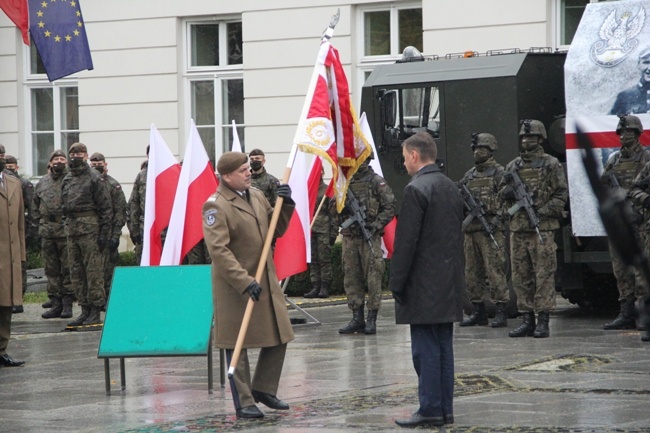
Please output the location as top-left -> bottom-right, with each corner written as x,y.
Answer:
360,113 -> 396,258
0,0 -> 29,45
141,125 -> 181,266
160,120 -> 218,265
273,150 -> 312,280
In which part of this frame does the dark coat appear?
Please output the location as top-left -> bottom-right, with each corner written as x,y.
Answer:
202,183 -> 295,348
389,163 -> 465,325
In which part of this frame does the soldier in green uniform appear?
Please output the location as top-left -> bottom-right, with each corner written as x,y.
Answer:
127,146 -> 148,265
304,169 -> 338,299
184,240 -> 212,265
249,149 -> 280,207
500,120 -> 567,338
458,133 -> 510,328
3,154 -> 35,313
33,150 -> 75,319
62,143 -> 112,326
89,153 -> 127,299
606,115 -> 650,332
338,156 -> 396,335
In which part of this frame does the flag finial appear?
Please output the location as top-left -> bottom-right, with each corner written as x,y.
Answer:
323,8 -> 340,41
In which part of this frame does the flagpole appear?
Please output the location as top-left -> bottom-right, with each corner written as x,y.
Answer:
228,143 -> 299,379
228,9 -> 341,380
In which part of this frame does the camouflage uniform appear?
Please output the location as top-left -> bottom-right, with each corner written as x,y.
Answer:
127,163 -> 147,264
607,115 -> 650,332
304,180 -> 338,298
459,149 -> 510,327
32,167 -> 73,302
251,168 -> 279,207
102,173 -> 127,296
184,239 -> 212,264
338,163 -> 395,334
62,162 -> 112,312
500,120 -> 567,338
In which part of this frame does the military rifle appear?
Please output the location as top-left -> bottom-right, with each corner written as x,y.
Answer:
459,183 -> 499,248
606,171 -> 621,189
503,170 -> 543,243
341,189 -> 375,254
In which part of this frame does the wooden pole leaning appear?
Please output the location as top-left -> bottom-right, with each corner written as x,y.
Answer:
227,144 -> 298,379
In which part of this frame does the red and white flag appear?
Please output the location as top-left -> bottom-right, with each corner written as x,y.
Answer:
360,112 -> 396,258
160,120 -> 218,265
274,150 -> 312,280
293,40 -> 372,213
141,124 -> 181,266
0,0 -> 29,45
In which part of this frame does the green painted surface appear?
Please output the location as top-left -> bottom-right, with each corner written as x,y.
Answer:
98,265 -> 213,357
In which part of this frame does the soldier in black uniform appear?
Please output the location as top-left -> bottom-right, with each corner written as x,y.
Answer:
611,48 -> 650,115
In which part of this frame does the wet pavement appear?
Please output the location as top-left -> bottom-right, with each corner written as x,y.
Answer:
2,296 -> 650,433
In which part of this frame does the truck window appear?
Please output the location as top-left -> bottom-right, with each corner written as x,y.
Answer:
386,87 -> 440,136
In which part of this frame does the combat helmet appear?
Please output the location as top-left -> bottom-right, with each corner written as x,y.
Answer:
471,132 -> 498,151
519,119 -> 547,139
616,114 -> 643,135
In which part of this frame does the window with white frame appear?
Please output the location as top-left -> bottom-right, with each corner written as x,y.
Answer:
186,19 -> 244,168
357,4 -> 422,105
558,0 -> 610,47
26,42 -> 79,176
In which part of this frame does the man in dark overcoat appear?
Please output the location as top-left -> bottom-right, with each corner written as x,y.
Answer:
202,152 -> 295,419
0,151 -> 26,367
389,132 -> 465,428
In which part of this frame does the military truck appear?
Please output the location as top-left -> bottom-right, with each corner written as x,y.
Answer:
360,48 -> 616,311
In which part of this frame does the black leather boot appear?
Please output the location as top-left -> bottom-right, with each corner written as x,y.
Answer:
509,312 -> 536,337
41,297 -> 63,319
82,306 -> 102,326
534,311 -> 550,338
42,297 -> 53,309
365,310 -> 378,335
491,302 -> 508,328
603,298 -> 636,330
339,305 -> 365,334
318,281 -> 330,298
67,305 -> 91,327
60,295 -> 74,319
460,302 -> 488,326
642,298 -> 650,342
303,283 -> 321,298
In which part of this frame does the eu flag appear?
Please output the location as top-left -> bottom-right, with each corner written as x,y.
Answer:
28,0 -> 93,82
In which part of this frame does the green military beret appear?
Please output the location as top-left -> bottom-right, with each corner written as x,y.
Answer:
5,154 -> 17,164
68,142 -> 88,154
50,149 -> 66,161
90,152 -> 105,162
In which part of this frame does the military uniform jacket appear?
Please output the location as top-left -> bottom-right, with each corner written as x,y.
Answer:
61,163 -> 112,238
202,182 -> 295,349
627,149 -> 650,232
104,173 -> 127,241
32,170 -> 67,239
501,149 -> 568,232
459,157 -> 505,233
127,166 -> 147,240
311,181 -> 337,237
0,174 -> 26,307
5,170 -> 35,244
389,164 -> 465,325
250,168 -> 279,207
339,167 -> 396,238
610,81 -> 650,115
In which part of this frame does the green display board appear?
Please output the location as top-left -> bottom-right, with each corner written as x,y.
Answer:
98,265 -> 214,357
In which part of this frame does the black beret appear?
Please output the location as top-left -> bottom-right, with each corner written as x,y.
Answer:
68,142 -> 88,154
249,148 -> 265,157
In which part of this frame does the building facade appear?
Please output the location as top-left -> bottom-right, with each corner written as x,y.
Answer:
0,0 -> 602,199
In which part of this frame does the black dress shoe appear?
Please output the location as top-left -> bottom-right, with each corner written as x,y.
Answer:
251,390 -> 290,410
236,405 -> 264,419
0,354 -> 25,367
444,414 -> 454,424
395,412 -> 444,428
12,305 -> 23,314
